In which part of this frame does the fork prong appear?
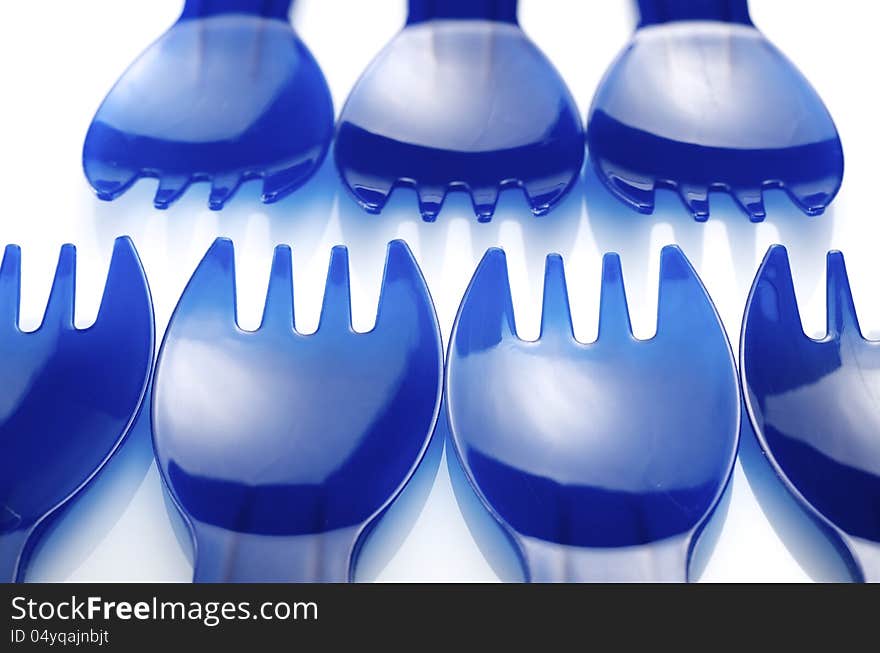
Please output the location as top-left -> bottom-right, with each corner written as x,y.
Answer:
262,166 -> 310,204
209,174 -> 244,211
656,246 -> 718,338
350,180 -> 393,214
375,240 -> 431,331
540,254 -> 574,343
43,244 -> 76,330
0,244 -> 21,331
734,188 -> 766,222
85,165 -> 140,202
826,250 -> 861,339
417,185 -> 447,222
596,159 -> 656,214
153,175 -> 192,210
175,238 -> 238,327
318,246 -> 352,332
679,185 -> 710,221
524,180 -> 569,217
471,186 -> 500,222
260,245 -> 295,332
95,237 -> 151,328
597,253 -> 633,342
454,248 -> 517,354
747,245 -> 805,337
785,181 -> 835,217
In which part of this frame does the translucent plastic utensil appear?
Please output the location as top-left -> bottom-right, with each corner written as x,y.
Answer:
83,0 -> 333,210
0,238 -> 154,582
586,0 -> 843,221
742,247 -> 880,582
447,247 -> 739,581
334,0 -> 584,222
152,239 -> 443,582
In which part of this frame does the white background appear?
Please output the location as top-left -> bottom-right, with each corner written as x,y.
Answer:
2,0 -> 878,582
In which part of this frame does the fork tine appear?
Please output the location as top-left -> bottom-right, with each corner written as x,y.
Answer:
318,246 -> 352,332
176,238 -> 238,327
42,245 -> 76,330
597,159 -> 656,213
351,181 -> 393,214
747,245 -> 804,337
471,186 -> 500,222
826,250 -> 861,339
454,248 -> 517,354
260,245 -> 295,332
655,246 -> 719,338
680,185 -> 710,221
597,253 -> 633,342
785,182 -> 835,217
85,165 -> 140,202
209,174 -> 244,211
540,254 -> 574,343
0,245 -> 21,331
524,180 -> 570,216
734,188 -> 766,222
375,240 -> 431,331
417,185 -> 447,222
262,166 -> 309,204
153,175 -> 192,210
94,237 -> 151,328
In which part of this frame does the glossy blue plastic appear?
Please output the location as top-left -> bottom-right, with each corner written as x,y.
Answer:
152,239 -> 443,582
447,247 -> 739,581
334,0 -> 584,222
0,238 -> 154,582
83,0 -> 333,210
585,0 -> 844,221
742,247 -> 880,582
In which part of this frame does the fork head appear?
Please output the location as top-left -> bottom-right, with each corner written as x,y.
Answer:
83,0 -> 333,210
0,237 -> 154,581
333,0 -> 584,222
152,238 -> 443,581
585,1 -> 843,222
742,246 -> 880,567
447,246 -> 739,580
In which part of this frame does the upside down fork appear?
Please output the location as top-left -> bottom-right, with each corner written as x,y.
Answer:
83,0 -> 334,210
586,0 -> 843,221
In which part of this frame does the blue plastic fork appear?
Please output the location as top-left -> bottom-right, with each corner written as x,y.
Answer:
152,238 -> 443,582
447,247 -> 739,581
334,0 -> 584,222
83,0 -> 333,210
742,247 -> 880,582
586,0 -> 844,221
0,238 -> 154,582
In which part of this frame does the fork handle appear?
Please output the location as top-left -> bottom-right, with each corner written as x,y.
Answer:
520,533 -> 689,582
193,522 -> 358,582
0,527 -> 31,583
407,0 -> 518,25
848,537 -> 880,583
180,0 -> 292,20
637,0 -> 752,27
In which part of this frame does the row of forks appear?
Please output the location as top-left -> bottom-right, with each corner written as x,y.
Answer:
83,0 -> 843,222
1,237 -> 876,582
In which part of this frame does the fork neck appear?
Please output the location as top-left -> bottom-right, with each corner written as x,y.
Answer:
0,527 -> 31,583
637,0 -> 752,27
180,0 -> 292,21
407,0 -> 518,25
192,523 -> 358,582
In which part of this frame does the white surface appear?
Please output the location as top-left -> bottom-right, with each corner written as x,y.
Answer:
2,0 -> 878,582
